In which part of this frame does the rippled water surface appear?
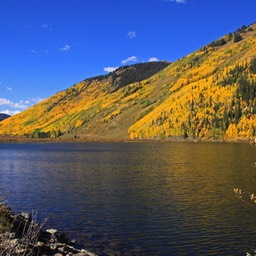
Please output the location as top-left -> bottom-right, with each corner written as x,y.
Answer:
1,142 -> 256,255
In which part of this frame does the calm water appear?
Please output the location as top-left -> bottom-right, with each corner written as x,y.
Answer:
1,142 -> 256,255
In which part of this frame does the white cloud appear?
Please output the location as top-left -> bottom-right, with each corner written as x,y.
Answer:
6,87 -> 12,91
1,109 -> 20,116
60,44 -> 71,52
121,56 -> 138,65
0,98 -> 29,110
104,67 -> 119,73
30,49 -> 37,54
0,98 -> 13,106
20,99 -> 30,104
148,57 -> 160,62
0,97 -> 44,116
11,102 -> 28,109
127,31 -> 136,39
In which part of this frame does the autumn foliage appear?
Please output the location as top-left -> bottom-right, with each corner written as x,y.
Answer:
0,23 -> 256,141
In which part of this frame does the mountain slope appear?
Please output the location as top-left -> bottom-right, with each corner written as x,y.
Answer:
129,23 -> 256,140
0,62 -> 170,139
0,23 -> 256,141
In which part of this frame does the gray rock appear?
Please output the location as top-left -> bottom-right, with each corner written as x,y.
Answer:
46,228 -> 58,235
70,239 -> 77,245
21,212 -> 31,219
36,241 -> 45,247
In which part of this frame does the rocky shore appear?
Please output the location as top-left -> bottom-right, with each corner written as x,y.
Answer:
0,205 -> 97,256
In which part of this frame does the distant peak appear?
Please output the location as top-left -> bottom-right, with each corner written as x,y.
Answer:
0,113 -> 11,121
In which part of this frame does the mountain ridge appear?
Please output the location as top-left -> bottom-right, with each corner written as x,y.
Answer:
0,113 -> 10,122
1,22 -> 256,141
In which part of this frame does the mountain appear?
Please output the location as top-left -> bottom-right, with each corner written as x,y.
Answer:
0,113 -> 10,122
0,61 -> 170,140
0,22 -> 256,141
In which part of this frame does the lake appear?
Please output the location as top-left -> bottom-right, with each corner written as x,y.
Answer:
1,142 -> 256,255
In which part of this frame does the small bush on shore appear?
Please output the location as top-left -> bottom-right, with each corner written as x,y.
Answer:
0,204 -> 11,234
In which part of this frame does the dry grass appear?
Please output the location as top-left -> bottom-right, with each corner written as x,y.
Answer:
0,206 -> 45,256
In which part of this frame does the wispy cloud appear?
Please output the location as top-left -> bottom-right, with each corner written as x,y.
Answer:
121,56 -> 138,65
148,57 -> 160,62
6,87 -> 12,92
30,49 -> 37,54
29,97 -> 44,104
24,24 -> 33,29
127,31 -> 136,39
162,0 -> 186,3
20,99 -> 30,105
0,98 -> 28,110
42,23 -> 53,31
60,44 -> 71,52
159,0 -> 187,4
0,97 -> 44,116
1,109 -> 21,116
104,67 -> 119,73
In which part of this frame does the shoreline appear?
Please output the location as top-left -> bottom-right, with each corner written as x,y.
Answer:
0,204 -> 97,256
0,135 -> 252,144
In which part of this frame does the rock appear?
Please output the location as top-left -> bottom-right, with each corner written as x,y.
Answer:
15,248 -> 26,254
80,249 -> 98,256
70,239 -> 77,245
50,243 -> 58,251
56,232 -> 69,244
21,212 -> 31,220
0,206 -> 98,256
36,241 -> 45,247
46,228 -> 58,235
58,246 -> 65,253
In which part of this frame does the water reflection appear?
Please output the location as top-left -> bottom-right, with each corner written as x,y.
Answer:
0,142 -> 256,255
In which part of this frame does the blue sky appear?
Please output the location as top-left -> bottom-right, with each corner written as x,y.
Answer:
0,0 -> 256,115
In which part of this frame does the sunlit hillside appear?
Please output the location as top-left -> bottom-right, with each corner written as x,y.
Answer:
0,62 -> 170,140
129,23 -> 256,140
1,23 -> 256,141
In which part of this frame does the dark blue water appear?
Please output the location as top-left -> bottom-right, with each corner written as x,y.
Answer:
1,142 -> 256,255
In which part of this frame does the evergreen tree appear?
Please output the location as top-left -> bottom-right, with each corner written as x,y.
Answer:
234,33 -> 243,43
234,100 -> 241,124
227,33 -> 233,41
250,57 -> 256,74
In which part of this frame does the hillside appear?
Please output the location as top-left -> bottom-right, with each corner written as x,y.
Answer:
0,113 -> 10,122
1,23 -> 256,141
0,62 -> 170,140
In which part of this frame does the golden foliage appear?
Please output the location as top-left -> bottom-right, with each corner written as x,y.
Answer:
1,23 -> 256,141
